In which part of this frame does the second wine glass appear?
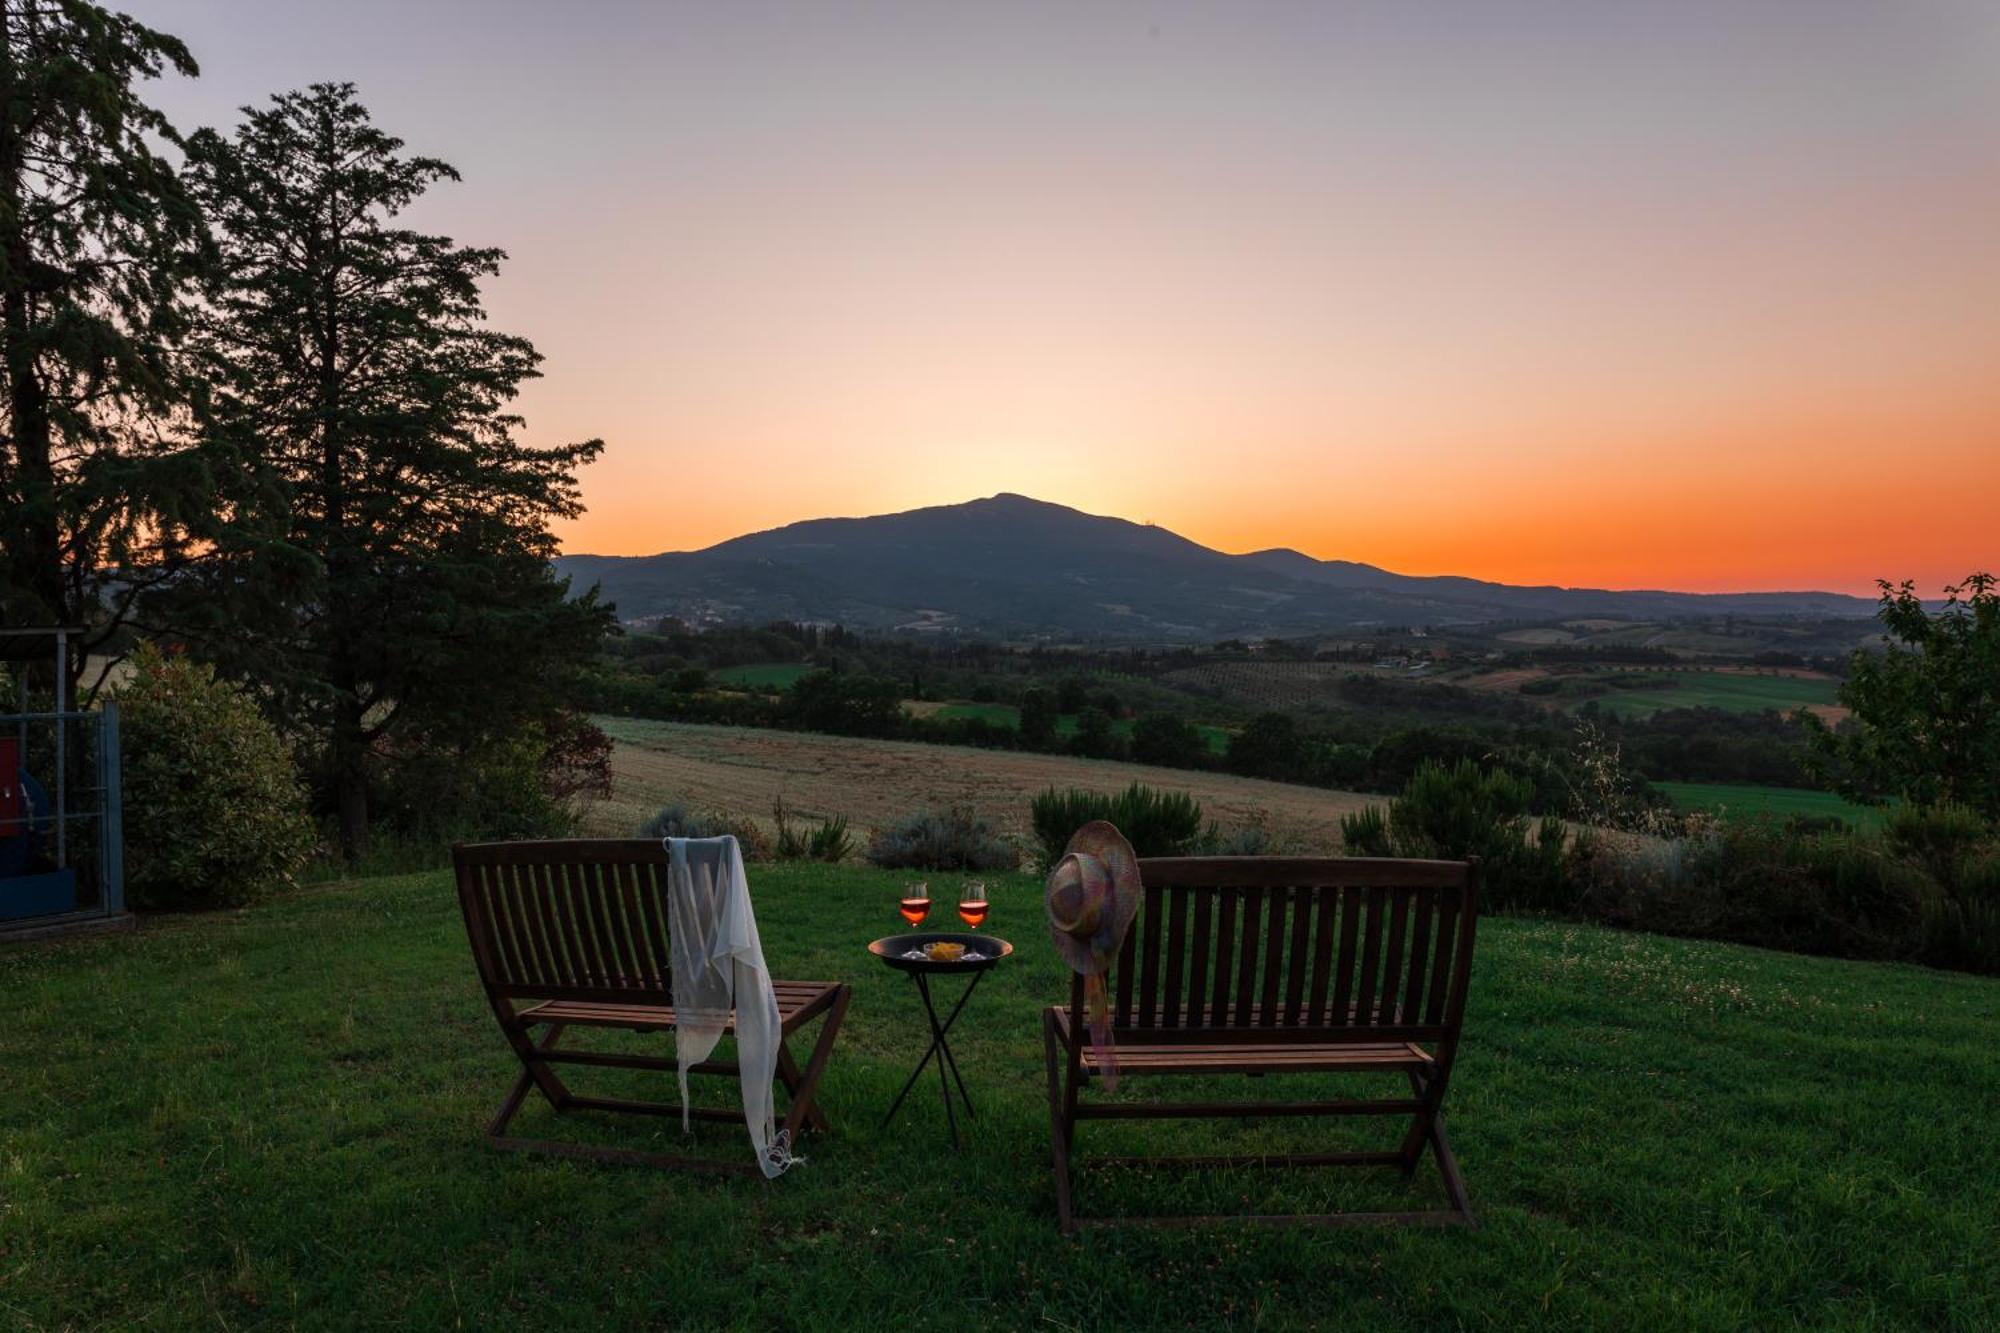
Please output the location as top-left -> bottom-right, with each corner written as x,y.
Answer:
958,880 -> 989,929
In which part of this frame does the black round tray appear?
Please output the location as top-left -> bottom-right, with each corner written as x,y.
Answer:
868,931 -> 1013,974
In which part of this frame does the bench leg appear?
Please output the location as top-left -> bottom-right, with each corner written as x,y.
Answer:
1400,1068 -> 1475,1227
778,984 -> 850,1143
775,1041 -> 831,1136
1043,1012 -> 1076,1235
1427,1115 -> 1476,1227
1399,1066 -> 1444,1170
488,1022 -> 573,1140
487,1070 -> 534,1139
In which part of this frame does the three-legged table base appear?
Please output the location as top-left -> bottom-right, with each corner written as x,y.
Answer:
881,968 -> 987,1147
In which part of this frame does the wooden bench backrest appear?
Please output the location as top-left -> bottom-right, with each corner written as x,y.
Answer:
1074,856 -> 1481,1046
454,839 -> 676,1004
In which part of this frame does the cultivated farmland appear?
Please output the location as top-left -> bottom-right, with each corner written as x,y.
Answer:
585,717 -> 1375,847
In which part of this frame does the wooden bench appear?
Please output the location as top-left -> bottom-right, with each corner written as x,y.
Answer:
453,838 -> 851,1174
1043,855 -> 1480,1231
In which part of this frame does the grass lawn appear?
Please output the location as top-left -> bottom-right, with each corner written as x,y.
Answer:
930,703 -> 1231,755
1580,672 -> 1840,719
1656,781 -> 1887,830
5,866 -> 1997,1329
712,662 -> 815,690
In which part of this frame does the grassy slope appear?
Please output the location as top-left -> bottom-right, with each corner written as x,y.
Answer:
1585,672 -> 1839,719
5,867 -> 1997,1329
1657,781 -> 1886,830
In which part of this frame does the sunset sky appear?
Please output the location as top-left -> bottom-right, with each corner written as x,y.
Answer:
142,2 -> 1997,594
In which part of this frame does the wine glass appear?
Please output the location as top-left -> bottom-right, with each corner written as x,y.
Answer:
958,880 -> 989,929
898,881 -> 931,928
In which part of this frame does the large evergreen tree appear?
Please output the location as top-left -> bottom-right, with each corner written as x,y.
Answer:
181,84 -> 608,859
0,0 -> 215,697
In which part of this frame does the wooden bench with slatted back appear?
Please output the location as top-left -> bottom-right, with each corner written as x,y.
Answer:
1043,855 -> 1481,1230
454,838 -> 851,1174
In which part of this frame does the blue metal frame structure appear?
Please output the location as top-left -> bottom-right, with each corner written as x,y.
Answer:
1,628 -> 126,936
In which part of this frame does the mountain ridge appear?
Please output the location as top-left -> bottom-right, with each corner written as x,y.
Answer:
555,493 -> 1876,638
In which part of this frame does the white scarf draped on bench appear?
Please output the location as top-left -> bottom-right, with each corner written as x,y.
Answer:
665,836 -> 795,1177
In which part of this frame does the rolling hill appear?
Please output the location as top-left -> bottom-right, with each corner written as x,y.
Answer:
556,493 -> 1875,640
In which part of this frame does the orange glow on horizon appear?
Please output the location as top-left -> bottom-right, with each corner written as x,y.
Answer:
548,392 -> 1998,598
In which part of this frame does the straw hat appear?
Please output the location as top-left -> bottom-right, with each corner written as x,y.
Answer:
1044,821 -> 1142,975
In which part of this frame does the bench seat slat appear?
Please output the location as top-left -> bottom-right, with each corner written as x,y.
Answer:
519,982 -> 843,1034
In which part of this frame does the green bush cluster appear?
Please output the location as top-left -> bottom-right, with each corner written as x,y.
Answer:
865,806 -> 1019,873
1339,759 -> 1569,912
1345,757 -> 2000,973
117,646 -> 315,910
1029,782 -> 1206,871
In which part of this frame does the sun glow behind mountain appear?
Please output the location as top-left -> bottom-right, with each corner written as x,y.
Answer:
141,1 -> 2000,595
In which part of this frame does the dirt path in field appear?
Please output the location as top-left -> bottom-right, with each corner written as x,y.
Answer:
582,719 -> 1378,850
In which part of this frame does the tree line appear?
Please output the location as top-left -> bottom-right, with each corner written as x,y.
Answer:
0,4 -> 605,860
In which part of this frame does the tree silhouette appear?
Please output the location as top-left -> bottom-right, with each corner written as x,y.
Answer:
178,84 -> 608,859
0,0 -> 216,696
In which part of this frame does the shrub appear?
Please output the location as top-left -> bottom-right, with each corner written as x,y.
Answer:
1926,853 -> 2000,973
772,797 -> 855,863
1030,782 -> 1206,870
1130,712 -> 1210,769
1883,802 -> 1988,893
1561,820 -> 1930,963
1226,712 -> 1304,781
118,645 -> 314,910
1388,758 -> 1534,859
638,803 -> 773,861
539,710 -> 614,807
1339,804 -> 1392,856
1369,758 -> 1573,913
373,731 -> 575,845
867,806 -> 1019,872
1884,804 -> 2000,971
1068,706 -> 1122,759
1018,688 -> 1058,749
807,816 -> 856,863
783,671 -> 904,737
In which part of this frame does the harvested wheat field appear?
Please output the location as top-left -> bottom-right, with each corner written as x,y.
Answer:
583,716 -> 1377,848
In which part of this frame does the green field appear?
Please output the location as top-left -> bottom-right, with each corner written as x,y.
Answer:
712,661 -> 815,689
1579,671 -> 1841,719
929,702 -> 1231,755
5,865 -> 1997,1327
930,700 -> 1019,726
1657,781 -> 1886,829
